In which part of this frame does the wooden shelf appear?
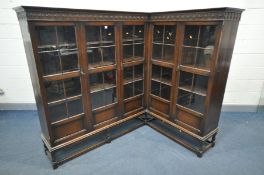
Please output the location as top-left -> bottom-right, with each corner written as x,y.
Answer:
178,85 -> 207,96
90,83 -> 116,93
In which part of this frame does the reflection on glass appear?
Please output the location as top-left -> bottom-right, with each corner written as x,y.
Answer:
86,26 -> 100,42
193,74 -> 208,95
124,66 -> 133,82
104,88 -> 117,105
164,25 -> 176,44
179,71 -> 193,90
104,70 -> 116,88
134,80 -> 143,95
48,102 -> 67,122
151,80 -> 160,97
177,89 -> 205,113
152,65 -> 172,85
45,80 -> 64,102
86,25 -> 115,68
163,45 -> 174,61
152,25 -> 176,62
68,98 -> 83,116
45,77 -> 81,101
182,25 -> 216,70
39,52 -> 61,75
90,70 -> 116,92
36,26 -> 79,76
123,64 -> 144,99
64,77 -> 81,97
178,71 -> 208,96
134,44 -> 144,58
123,26 -> 133,40
36,26 -> 57,46
90,91 -> 105,109
90,70 -> 117,110
161,84 -> 171,100
124,83 -> 134,99
153,25 -> 164,43
152,44 -> 162,59
161,67 -> 172,83
61,52 -> 79,72
45,77 -> 83,122
122,25 -> 144,62
134,64 -> 143,79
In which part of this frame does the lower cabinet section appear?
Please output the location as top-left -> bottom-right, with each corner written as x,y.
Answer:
175,110 -> 202,134
150,96 -> 170,116
43,110 -> 218,169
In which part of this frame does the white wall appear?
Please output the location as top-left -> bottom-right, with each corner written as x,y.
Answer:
0,0 -> 263,109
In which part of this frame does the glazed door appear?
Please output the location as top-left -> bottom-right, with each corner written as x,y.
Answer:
34,24 -> 88,144
122,24 -> 145,114
149,24 -> 176,117
175,23 -> 219,134
85,23 -> 119,129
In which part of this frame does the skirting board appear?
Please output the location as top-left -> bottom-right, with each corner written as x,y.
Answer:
0,103 -> 263,112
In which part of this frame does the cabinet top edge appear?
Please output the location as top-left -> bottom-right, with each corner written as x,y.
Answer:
13,6 -> 244,22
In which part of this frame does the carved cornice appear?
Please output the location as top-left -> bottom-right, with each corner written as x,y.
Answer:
150,10 -> 243,21
14,6 -> 243,22
15,7 -> 148,21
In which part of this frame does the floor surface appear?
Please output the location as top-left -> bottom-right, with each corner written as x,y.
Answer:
0,110 -> 263,175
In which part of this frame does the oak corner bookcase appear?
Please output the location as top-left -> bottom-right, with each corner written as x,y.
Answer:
14,6 -> 244,169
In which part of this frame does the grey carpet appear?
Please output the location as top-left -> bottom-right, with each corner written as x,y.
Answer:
0,110 -> 263,175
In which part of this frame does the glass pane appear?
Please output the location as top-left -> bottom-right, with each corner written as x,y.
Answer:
164,25 -> 176,44
134,64 -> 143,80
152,44 -> 162,59
48,102 -> 67,122
57,26 -> 76,46
86,26 -> 100,43
105,88 -> 117,105
134,44 -> 144,58
104,70 -> 116,89
161,67 -> 172,83
151,80 -> 160,96
39,52 -> 61,75
67,98 -> 83,116
184,26 -> 199,46
61,52 -> 79,72
153,25 -> 164,43
193,75 -> 208,95
177,89 -> 192,107
44,80 -> 64,102
124,66 -> 133,83
195,48 -> 213,69
199,25 -> 216,47
91,91 -> 104,109
123,26 -> 133,40
64,77 -> 81,97
124,83 -> 134,99
179,71 -> 193,90
152,65 -> 161,80
123,44 -> 133,60
36,26 -> 56,46
181,47 -> 196,67
134,80 -> 143,95
177,89 -> 205,113
134,25 -> 144,40
163,45 -> 174,62
87,47 -> 102,68
161,84 -> 170,100
102,46 -> 115,66
102,26 -> 115,42
90,72 -> 103,92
